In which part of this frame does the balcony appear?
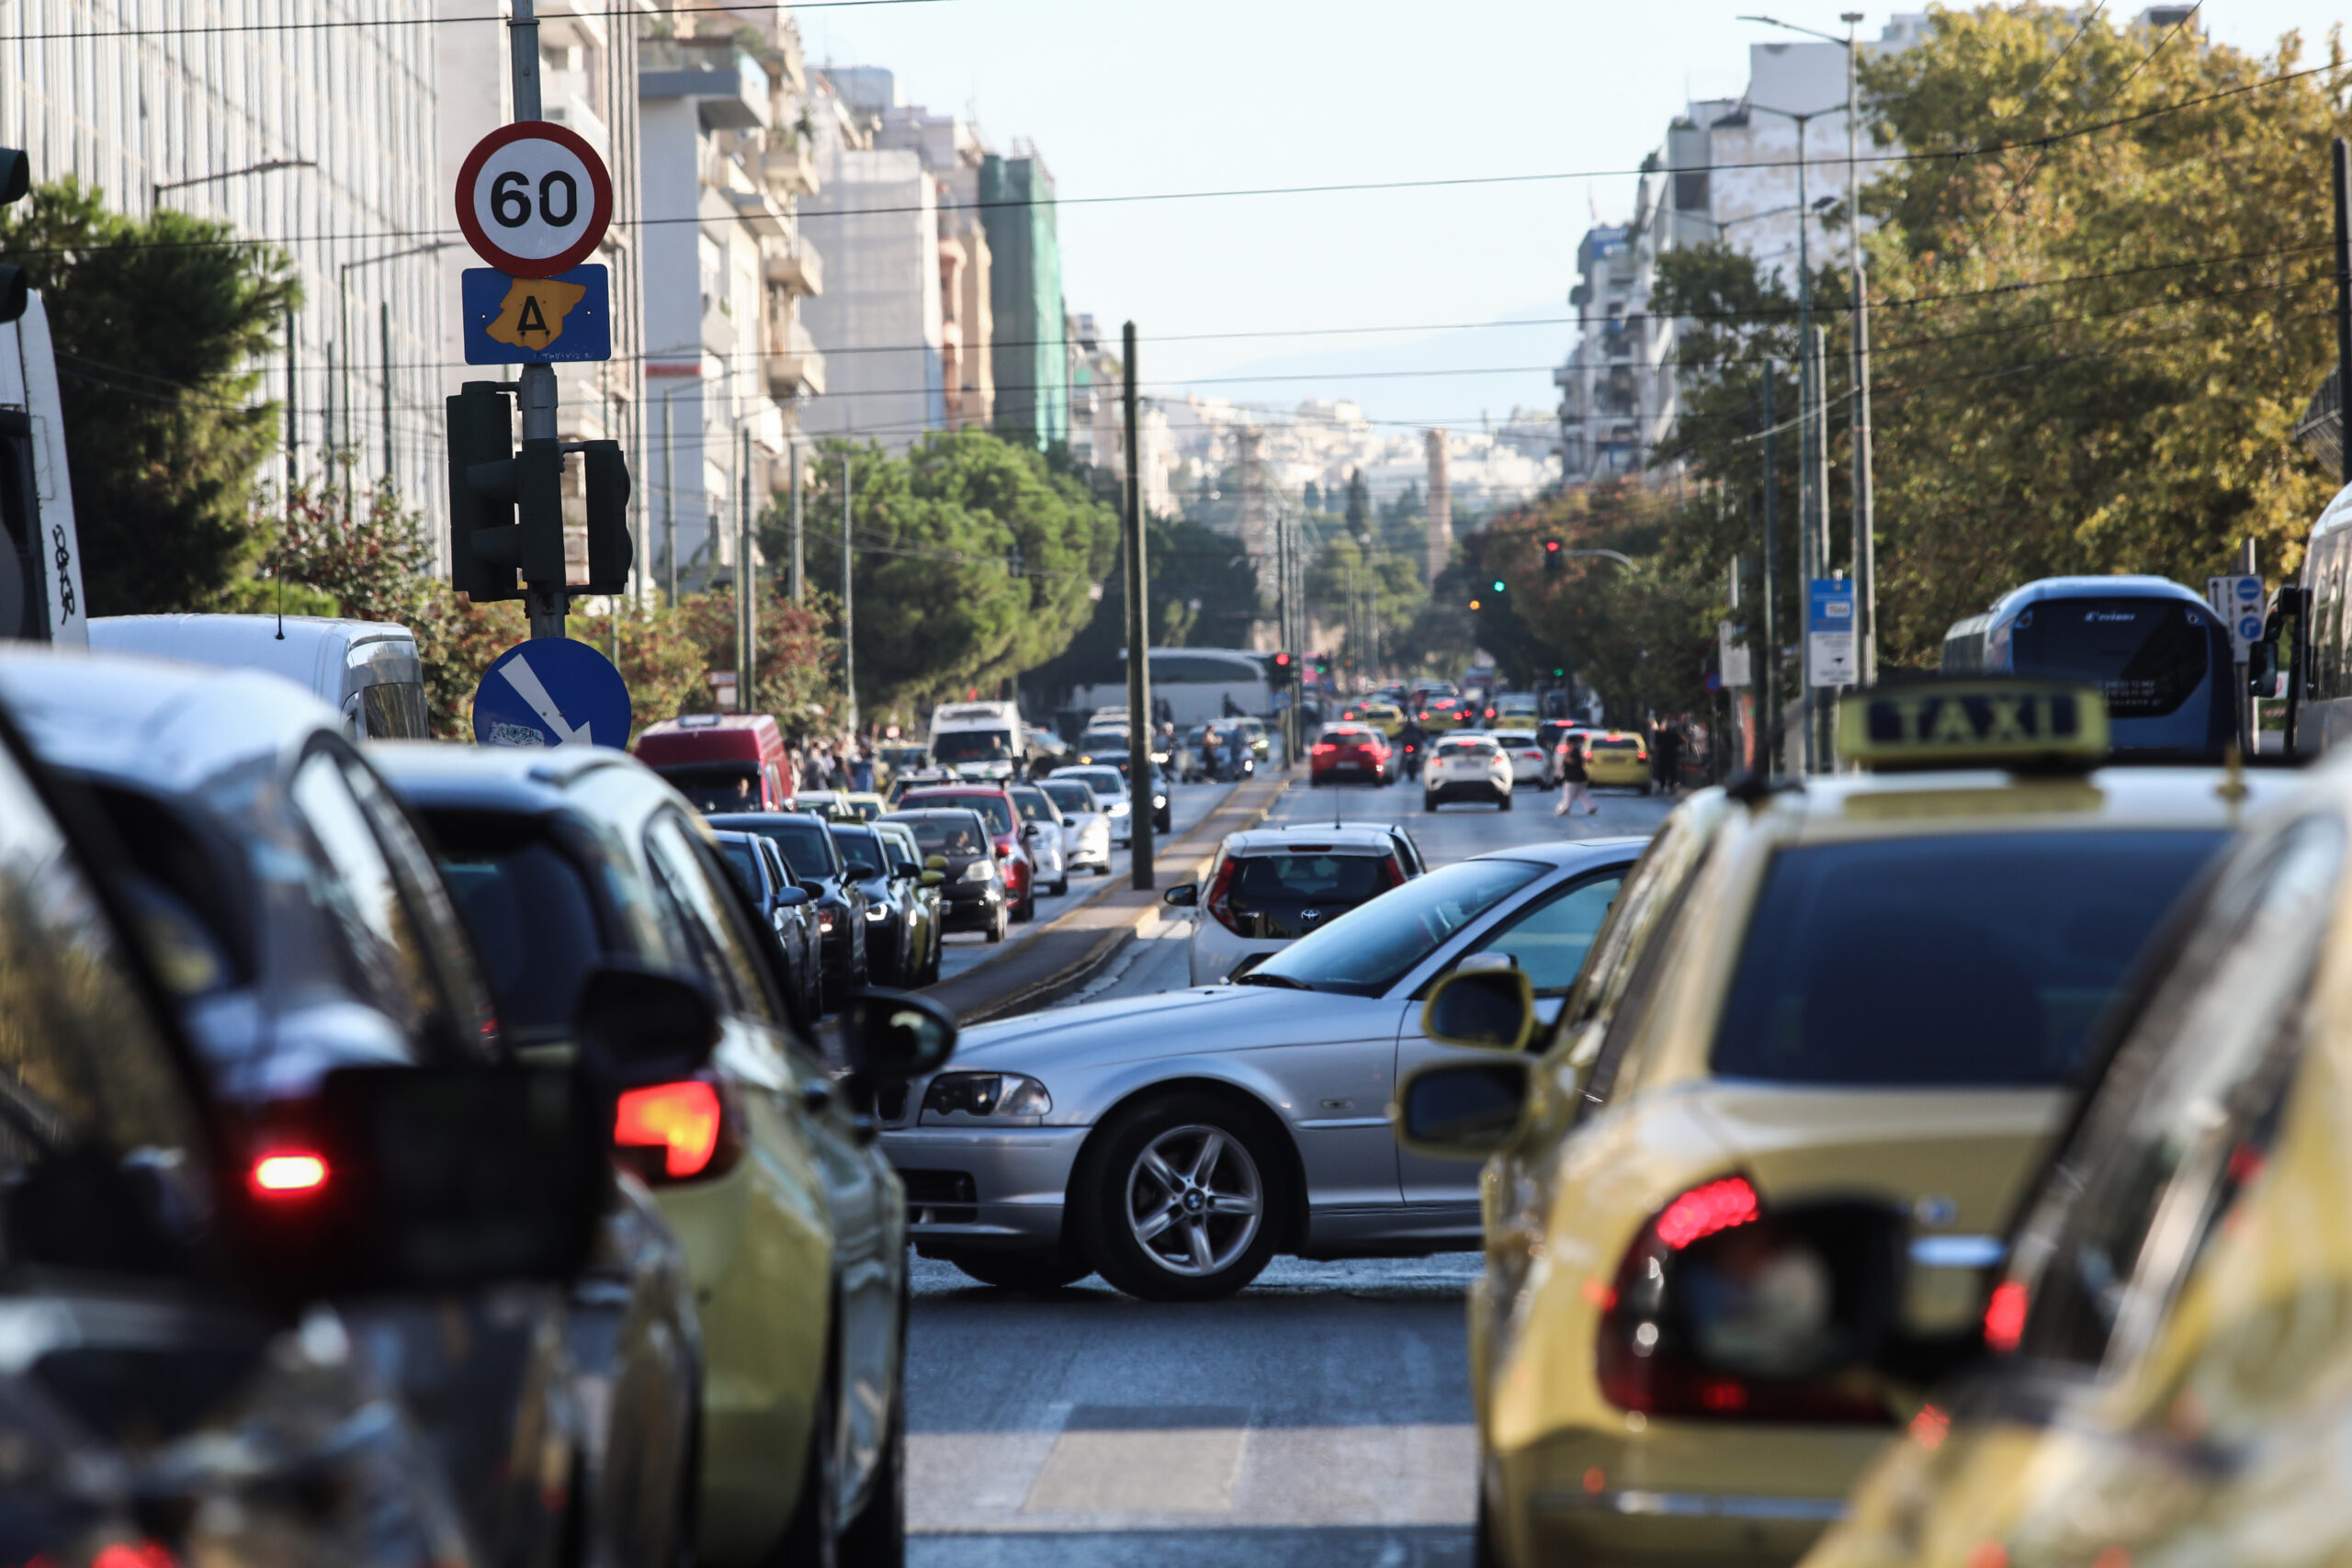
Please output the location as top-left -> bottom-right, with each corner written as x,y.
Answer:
764,238 -> 823,296
768,319 -> 824,398
763,144 -> 819,197
541,69 -> 610,162
640,38 -> 768,130
728,186 -> 787,238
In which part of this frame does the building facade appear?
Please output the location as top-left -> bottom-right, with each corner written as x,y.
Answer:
980,149 -> 1066,451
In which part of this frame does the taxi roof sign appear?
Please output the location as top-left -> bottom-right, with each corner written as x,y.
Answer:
1837,680 -> 2109,773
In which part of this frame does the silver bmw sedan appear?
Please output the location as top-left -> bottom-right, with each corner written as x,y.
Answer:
876,837 -> 1648,1299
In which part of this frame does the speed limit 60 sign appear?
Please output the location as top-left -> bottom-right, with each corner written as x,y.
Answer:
456,122 -> 614,277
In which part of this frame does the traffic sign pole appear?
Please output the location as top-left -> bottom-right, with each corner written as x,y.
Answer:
506,0 -> 564,637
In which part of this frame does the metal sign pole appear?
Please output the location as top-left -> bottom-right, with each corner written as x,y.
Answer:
507,0 -> 566,638
1124,321 -> 1155,890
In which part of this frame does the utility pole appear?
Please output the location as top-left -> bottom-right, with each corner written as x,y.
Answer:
506,0 -> 565,637
739,423 -> 754,712
661,392 -> 677,608
842,454 -> 858,735
787,434 -> 806,602
1842,11 -> 1876,687
2335,137 -> 2352,487
1808,321 -> 1833,767
1123,321 -> 1154,889
379,302 -> 392,491
1759,360 -> 1781,780
284,309 -> 298,504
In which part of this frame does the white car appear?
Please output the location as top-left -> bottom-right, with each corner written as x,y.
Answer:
1006,784 -> 1073,897
1168,823 -> 1425,986
1492,728 -> 1552,787
1039,776 -> 1114,875
1053,764 -> 1133,846
1424,732 -> 1513,811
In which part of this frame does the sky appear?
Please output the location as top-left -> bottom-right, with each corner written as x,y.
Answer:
801,1 -> 2336,428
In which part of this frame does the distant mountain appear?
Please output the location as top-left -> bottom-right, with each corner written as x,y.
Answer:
1176,302 -> 1570,429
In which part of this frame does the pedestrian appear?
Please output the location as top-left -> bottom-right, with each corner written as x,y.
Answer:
1556,738 -> 1596,817
850,741 -> 876,795
1653,725 -> 1682,798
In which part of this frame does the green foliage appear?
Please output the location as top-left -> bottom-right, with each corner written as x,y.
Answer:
775,429 -> 1118,714
1304,533 -> 1428,672
0,178 -> 299,614
1023,510 -> 1259,703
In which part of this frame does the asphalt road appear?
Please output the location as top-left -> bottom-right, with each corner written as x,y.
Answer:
906,769 -> 1679,1566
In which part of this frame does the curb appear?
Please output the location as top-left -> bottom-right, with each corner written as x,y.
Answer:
952,773 -> 1292,1024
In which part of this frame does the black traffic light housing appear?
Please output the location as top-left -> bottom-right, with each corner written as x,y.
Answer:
1544,537 -> 1564,574
0,150 -> 28,326
447,383 -> 634,602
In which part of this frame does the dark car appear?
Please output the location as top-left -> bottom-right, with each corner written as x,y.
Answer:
707,810 -> 871,997
830,821 -> 921,987
0,669 -> 627,1568
715,829 -> 823,1021
896,784 -> 1036,921
874,819 -> 944,985
0,649 -> 691,1568
879,807 -> 1009,943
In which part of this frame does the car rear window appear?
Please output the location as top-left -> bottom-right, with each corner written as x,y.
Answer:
1234,852 -> 1388,906
1713,830 -> 2222,1087
911,793 -> 1014,835
719,817 -> 837,880
887,812 -> 990,858
1043,782 -> 1094,814
1592,738 -> 1641,751
718,839 -> 763,893
831,826 -> 888,877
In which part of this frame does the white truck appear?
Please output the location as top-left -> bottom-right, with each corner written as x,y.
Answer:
0,293 -> 88,647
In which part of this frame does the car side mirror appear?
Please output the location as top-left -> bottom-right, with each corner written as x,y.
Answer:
921,870 -> 944,887
775,886 -> 811,908
1163,882 -> 1199,908
575,963 -> 723,1088
839,988 -> 958,1082
799,878 -> 828,898
227,1064 -> 606,1304
1023,823 -> 1040,839
1421,965 -> 1536,1051
1391,1056 -> 1532,1159
925,854 -> 948,872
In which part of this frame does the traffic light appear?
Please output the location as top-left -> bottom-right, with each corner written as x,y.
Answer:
1469,598 -> 1482,612
0,150 -> 27,324
580,439 -> 633,593
447,382 -> 522,602
1314,653 -> 1331,678
1544,538 -> 1564,574
1492,579 -> 1508,593
1272,650 -> 1294,683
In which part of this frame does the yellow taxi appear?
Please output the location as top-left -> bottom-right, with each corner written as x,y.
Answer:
1419,694 -> 1471,732
1391,682 -> 2294,1568
1582,730 -> 1654,792
1784,750 -> 2352,1568
1344,700 -> 1408,739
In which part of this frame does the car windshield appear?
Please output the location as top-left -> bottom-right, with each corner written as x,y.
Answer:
933,729 -> 1014,763
429,817 -> 605,1046
1713,830 -> 2223,1087
2009,597 -> 2216,719
887,813 -> 988,858
910,793 -> 1014,835
1241,857 -> 1544,997
713,816 -> 836,880
652,761 -> 762,811
831,826 -> 888,877
1043,781 -> 1095,814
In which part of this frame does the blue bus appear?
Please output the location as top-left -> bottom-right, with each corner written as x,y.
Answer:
1939,576 -> 2235,760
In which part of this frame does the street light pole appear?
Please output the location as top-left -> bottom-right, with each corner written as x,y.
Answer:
151,156 -> 311,215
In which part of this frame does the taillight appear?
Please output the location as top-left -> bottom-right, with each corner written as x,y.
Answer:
1378,855 -> 1405,890
1204,855 -> 1241,933
615,1078 -> 742,1182
1983,1280 -> 2027,1353
1312,743 -> 1336,756
249,1151 -> 328,1199
1593,1175 -> 1890,1425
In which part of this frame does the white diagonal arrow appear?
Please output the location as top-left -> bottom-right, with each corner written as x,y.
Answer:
499,651 -> 592,745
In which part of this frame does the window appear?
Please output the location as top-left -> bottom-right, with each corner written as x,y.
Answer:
1244,858 -> 1544,998
654,762 -> 764,813
831,827 -> 888,878
0,744 -> 208,1277
933,729 -> 1014,765
2009,814 -> 2342,1380
291,750 -> 447,1045
357,681 -> 430,739
1042,781 -> 1095,816
1712,831 -> 2222,1088
432,817 -> 608,1049
644,815 -> 776,1022
718,838 -> 763,897
2009,598 -> 2220,719
739,818 -> 839,881
1464,873 -> 1624,998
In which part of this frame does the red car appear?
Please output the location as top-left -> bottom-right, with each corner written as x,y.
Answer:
1308,723 -> 1394,786
897,784 -> 1037,921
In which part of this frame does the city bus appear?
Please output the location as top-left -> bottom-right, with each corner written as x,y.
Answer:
1064,647 -> 1274,728
1939,576 -> 2235,760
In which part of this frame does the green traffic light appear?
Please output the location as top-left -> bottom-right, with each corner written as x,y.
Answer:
1492,580 -> 1507,592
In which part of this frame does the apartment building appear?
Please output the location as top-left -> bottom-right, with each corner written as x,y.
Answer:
981,148 -> 1067,451
635,9 -> 823,598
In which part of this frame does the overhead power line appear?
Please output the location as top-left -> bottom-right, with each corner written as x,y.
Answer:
9,0 -> 960,45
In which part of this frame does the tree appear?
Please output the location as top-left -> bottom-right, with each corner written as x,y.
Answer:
777,429 -> 1119,716
0,179 -> 299,613
1023,511 -> 1259,708
1343,468 -> 1370,541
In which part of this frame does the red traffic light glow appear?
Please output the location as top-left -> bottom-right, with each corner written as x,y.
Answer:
249,1152 -> 329,1198
1544,539 -> 1562,553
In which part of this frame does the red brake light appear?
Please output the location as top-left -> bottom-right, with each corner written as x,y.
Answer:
92,1543 -> 178,1568
1983,1280 -> 2028,1354
1378,855 -> 1405,890
1204,855 -> 1242,934
249,1152 -> 328,1198
1312,743 -> 1336,756
1655,1176 -> 1758,1248
616,1080 -> 731,1180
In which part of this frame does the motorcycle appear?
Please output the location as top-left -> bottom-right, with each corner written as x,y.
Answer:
1399,740 -> 1423,783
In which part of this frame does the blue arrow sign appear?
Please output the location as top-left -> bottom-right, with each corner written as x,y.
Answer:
473,637 -> 632,749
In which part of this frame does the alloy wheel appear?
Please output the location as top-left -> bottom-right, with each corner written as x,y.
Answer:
1123,1124 -> 1263,1278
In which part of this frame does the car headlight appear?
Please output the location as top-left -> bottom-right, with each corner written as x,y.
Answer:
1106,799 -> 1131,816
865,903 -> 891,920
922,1072 -> 1052,1121
1153,794 -> 1168,809
961,861 -> 995,883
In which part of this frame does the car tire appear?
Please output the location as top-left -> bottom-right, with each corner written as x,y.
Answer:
1013,889 -> 1035,924
1423,795 -> 1437,813
946,1250 -> 1093,1292
987,906 -> 1008,943
1053,874 -> 1070,897
1076,1093 -> 1285,1302
1500,790 -> 1513,812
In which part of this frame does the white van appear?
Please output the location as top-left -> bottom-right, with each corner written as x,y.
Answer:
89,614 -> 430,739
928,699 -> 1029,781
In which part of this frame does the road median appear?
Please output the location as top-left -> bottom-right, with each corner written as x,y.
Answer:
930,770 -> 1290,1023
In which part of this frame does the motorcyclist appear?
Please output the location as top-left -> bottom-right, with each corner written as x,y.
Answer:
1224,728 -> 1253,779
1396,716 -> 1427,784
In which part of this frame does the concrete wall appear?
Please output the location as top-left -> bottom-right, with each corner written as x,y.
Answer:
798,145 -> 945,448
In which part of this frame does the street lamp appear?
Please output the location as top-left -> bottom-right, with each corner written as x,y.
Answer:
337,240 -> 456,524
1744,11 -> 1876,694
152,156 -> 312,213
